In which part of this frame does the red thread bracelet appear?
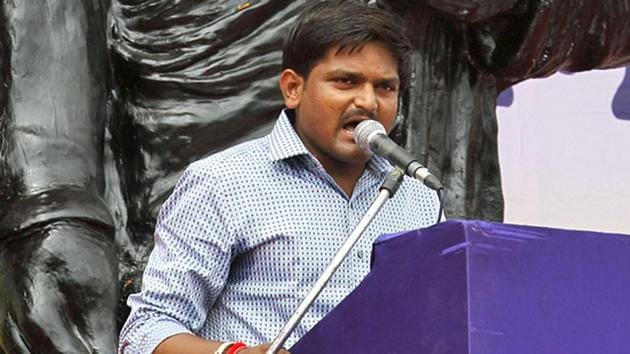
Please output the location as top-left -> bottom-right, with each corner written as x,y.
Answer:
226,342 -> 247,354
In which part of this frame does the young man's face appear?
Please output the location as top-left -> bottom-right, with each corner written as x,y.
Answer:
281,41 -> 400,172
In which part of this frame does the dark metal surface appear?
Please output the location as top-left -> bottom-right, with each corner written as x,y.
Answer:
0,0 -> 117,353
0,0 -> 629,352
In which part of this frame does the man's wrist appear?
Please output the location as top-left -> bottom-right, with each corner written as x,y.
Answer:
214,342 -> 233,354
214,341 -> 248,354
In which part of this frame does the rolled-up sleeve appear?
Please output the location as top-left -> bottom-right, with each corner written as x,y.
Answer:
119,164 -> 235,354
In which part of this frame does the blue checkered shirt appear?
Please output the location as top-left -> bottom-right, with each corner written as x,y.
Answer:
119,110 -> 440,353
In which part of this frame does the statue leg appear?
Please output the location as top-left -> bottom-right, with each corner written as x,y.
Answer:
397,8 -> 505,221
0,0 -> 116,352
0,221 -> 117,354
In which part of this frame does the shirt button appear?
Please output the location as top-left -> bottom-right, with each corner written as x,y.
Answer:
356,249 -> 364,259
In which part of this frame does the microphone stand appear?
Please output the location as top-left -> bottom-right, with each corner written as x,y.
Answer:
266,169 -> 405,354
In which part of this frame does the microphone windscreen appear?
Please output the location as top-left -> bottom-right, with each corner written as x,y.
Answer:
354,120 -> 386,152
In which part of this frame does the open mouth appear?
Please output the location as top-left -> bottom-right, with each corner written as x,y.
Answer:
342,115 -> 371,134
342,120 -> 363,133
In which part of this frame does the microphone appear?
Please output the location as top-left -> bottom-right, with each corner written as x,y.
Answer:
354,120 -> 443,191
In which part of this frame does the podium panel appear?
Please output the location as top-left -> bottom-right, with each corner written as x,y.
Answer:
291,220 -> 630,354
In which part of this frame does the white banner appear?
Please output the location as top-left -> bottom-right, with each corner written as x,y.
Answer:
497,67 -> 630,234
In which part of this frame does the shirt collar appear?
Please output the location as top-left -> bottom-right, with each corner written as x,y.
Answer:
268,109 -> 311,162
268,109 -> 393,176
367,154 -> 394,176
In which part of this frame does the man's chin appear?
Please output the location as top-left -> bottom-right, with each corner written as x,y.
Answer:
341,150 -> 373,165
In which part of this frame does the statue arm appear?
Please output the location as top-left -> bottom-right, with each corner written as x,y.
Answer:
461,0 -> 630,89
383,0 -> 630,89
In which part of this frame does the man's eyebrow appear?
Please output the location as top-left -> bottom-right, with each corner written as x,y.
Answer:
326,69 -> 363,78
326,69 -> 400,84
376,77 -> 400,86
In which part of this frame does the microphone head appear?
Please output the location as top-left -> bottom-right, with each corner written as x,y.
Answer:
354,120 -> 387,153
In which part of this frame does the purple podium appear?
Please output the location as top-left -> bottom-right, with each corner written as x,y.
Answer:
291,220 -> 630,354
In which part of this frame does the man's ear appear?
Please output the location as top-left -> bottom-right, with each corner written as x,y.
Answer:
279,69 -> 304,109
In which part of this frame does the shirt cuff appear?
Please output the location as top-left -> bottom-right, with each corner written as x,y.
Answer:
120,317 -> 192,354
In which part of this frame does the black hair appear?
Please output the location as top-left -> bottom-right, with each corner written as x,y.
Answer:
282,0 -> 412,91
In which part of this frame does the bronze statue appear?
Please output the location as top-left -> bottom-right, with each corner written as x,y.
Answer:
1,0 -> 629,352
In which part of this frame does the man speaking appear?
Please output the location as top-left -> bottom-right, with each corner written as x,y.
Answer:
119,1 -> 440,353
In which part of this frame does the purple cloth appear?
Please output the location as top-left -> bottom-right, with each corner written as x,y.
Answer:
291,220 -> 630,354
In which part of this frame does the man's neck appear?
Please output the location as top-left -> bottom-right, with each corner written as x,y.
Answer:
321,160 -> 367,198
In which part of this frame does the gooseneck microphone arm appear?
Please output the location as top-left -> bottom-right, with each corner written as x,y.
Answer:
266,169 -> 405,354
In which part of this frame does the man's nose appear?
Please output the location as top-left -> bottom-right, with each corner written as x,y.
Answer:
354,85 -> 378,113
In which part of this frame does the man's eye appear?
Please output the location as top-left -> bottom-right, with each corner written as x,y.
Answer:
379,84 -> 398,92
334,77 -> 354,85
